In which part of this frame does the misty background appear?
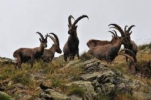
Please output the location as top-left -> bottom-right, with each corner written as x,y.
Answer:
0,0 -> 151,59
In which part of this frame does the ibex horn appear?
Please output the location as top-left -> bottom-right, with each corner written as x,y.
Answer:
49,33 -> 60,46
108,24 -> 125,37
72,15 -> 89,26
36,32 -> 45,40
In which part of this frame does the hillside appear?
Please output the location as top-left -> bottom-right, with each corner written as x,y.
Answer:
0,43 -> 151,100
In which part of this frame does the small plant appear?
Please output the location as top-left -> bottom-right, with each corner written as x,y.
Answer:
51,78 -> 62,88
0,67 -> 15,80
68,85 -> 85,97
114,92 -> 138,100
0,92 -> 13,100
96,93 -> 110,100
12,73 -> 33,87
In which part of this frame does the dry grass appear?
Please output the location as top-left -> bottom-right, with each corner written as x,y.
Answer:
0,43 -> 151,99
138,42 -> 151,50
0,57 -> 85,95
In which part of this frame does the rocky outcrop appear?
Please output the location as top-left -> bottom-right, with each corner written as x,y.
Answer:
0,57 -> 16,65
38,59 -> 151,100
0,56 -> 151,100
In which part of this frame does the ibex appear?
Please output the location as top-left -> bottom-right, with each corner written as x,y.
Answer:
13,32 -> 47,69
119,49 -> 151,77
87,27 -> 125,63
41,33 -> 62,62
87,30 -> 118,49
109,24 -> 138,62
119,49 -> 138,74
63,15 -> 89,61
124,25 -> 138,62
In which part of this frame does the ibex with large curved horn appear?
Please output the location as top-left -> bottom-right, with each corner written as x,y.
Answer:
13,32 -> 47,69
109,24 -> 138,62
41,33 -> 62,62
120,49 -> 151,76
119,49 -> 137,74
87,30 -> 118,49
63,15 -> 89,61
87,25 -> 125,63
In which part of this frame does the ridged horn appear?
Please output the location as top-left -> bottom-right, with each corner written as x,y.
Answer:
49,33 -> 60,46
68,15 -> 74,26
112,30 -> 118,37
108,24 -> 125,37
124,25 -> 128,32
108,31 -> 115,37
45,34 -> 48,40
120,49 -> 137,62
36,32 -> 44,40
119,53 -> 135,62
47,34 -> 56,44
72,15 -> 89,26
127,25 -> 135,33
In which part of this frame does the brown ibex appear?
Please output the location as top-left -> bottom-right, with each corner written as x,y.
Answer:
119,49 -> 138,74
13,32 -> 47,69
109,24 -> 138,62
124,25 -> 138,62
41,33 -> 62,62
63,15 -> 89,61
119,49 -> 151,77
87,27 -> 125,63
87,30 -> 118,49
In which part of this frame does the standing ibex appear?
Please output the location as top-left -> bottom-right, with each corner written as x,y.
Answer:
63,15 -> 89,61
87,30 -> 118,49
124,25 -> 138,62
41,33 -> 62,62
109,24 -> 138,62
13,32 -> 47,69
87,26 -> 125,63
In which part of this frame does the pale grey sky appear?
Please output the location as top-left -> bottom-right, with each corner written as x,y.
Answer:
0,0 -> 151,59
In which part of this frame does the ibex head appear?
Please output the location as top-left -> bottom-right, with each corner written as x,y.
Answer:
37,32 -> 47,48
68,15 -> 89,35
124,25 -> 135,41
47,33 -> 62,53
108,23 -> 128,44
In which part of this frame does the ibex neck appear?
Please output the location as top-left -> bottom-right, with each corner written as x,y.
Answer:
48,46 -> 56,53
38,44 -> 45,52
113,39 -> 123,48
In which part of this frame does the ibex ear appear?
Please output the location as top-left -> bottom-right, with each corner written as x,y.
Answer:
68,25 -> 70,28
75,26 -> 78,29
129,31 -> 132,35
39,38 -> 42,42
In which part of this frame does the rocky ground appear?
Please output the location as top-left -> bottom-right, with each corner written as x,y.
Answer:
0,45 -> 151,100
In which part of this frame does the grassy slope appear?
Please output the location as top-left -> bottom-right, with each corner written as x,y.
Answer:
0,43 -> 151,99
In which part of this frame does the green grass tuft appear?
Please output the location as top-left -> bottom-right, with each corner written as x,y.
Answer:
12,72 -> 33,86
68,85 -> 85,97
51,78 -> 63,88
0,92 -> 13,100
